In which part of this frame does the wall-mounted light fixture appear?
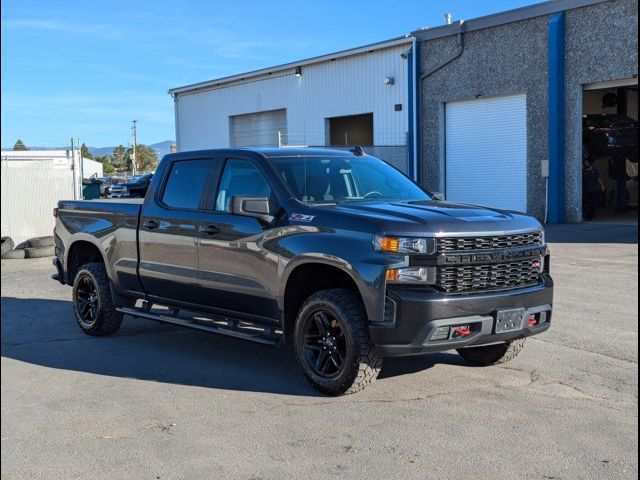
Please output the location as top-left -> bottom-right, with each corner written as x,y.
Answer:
295,66 -> 302,77
384,76 -> 395,85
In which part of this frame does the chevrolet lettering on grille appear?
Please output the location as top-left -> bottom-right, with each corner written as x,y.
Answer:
439,247 -> 546,266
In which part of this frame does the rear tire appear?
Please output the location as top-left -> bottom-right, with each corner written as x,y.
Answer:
294,289 -> 381,395
72,262 -> 123,336
457,339 -> 526,366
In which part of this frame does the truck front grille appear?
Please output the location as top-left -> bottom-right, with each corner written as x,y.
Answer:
437,232 -> 542,252
436,260 -> 540,294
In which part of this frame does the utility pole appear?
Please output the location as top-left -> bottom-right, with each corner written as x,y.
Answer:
78,138 -> 84,187
131,120 -> 138,175
70,138 -> 77,199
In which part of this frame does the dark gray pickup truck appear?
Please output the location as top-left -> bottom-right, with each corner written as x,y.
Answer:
53,148 -> 553,395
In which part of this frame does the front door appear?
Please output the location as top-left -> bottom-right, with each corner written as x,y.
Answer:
139,158 -> 217,305
196,158 -> 280,323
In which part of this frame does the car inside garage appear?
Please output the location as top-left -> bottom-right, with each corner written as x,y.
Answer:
582,80 -> 638,223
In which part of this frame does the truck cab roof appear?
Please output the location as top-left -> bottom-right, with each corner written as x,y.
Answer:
163,147 -> 365,161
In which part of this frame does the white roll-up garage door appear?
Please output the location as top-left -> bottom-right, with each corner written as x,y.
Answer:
229,109 -> 287,147
445,94 -> 527,212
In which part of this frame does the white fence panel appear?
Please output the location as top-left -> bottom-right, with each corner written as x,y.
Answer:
1,159 -> 75,245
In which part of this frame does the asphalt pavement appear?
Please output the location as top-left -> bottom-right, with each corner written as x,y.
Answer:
1,223 -> 637,480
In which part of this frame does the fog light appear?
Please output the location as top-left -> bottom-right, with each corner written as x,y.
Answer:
431,326 -> 451,341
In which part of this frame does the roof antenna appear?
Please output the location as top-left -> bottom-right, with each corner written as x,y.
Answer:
352,145 -> 365,156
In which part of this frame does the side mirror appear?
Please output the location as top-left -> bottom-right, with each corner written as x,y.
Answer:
432,192 -> 445,201
231,196 -> 274,223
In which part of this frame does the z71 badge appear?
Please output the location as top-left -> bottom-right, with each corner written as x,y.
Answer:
289,213 -> 316,222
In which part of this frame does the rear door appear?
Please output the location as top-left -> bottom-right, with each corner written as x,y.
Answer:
139,158 -> 218,305
196,157 -> 280,322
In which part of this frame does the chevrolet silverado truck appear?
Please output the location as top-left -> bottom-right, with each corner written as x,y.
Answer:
52,148 -> 553,395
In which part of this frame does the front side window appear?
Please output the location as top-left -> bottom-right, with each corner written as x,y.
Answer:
215,159 -> 271,212
271,155 -> 430,204
161,160 -> 212,209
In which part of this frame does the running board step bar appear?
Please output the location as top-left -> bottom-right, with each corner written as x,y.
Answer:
116,306 -> 281,346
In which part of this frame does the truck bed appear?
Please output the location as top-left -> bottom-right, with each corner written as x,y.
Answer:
56,198 -> 143,296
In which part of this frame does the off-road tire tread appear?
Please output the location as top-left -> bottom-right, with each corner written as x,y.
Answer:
73,262 -> 123,336
457,338 -> 526,366
295,289 -> 382,395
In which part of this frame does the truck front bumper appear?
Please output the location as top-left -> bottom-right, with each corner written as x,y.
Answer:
369,275 -> 553,357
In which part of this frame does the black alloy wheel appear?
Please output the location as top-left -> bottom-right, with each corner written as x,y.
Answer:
301,309 -> 347,378
75,274 -> 99,328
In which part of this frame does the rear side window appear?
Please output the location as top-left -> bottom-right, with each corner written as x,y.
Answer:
162,160 -> 212,209
215,159 -> 271,212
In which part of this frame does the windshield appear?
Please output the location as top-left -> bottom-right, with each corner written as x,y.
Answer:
270,155 -> 431,204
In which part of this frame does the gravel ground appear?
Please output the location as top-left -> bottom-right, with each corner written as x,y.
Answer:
1,223 -> 637,480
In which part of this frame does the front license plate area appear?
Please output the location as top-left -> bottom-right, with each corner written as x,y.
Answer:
495,308 -> 525,333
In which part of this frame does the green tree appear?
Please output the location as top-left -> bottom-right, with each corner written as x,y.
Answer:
96,155 -> 115,175
13,139 -> 28,151
111,145 -> 130,172
133,144 -> 159,172
80,143 -> 93,159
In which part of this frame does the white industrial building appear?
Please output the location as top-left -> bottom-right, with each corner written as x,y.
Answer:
169,36 -> 417,176
1,149 -> 103,244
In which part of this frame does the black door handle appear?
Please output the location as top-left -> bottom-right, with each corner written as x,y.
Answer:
201,224 -> 220,235
143,219 -> 159,230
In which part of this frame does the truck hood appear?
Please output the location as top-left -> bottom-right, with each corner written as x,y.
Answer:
321,200 -> 542,235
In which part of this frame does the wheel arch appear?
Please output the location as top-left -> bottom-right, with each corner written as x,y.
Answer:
65,238 -> 108,284
280,257 -> 376,341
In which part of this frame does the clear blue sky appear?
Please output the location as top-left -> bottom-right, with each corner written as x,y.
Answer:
1,0 -> 539,148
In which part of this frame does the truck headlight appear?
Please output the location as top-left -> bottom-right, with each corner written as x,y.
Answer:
375,235 -> 435,254
386,266 -> 436,284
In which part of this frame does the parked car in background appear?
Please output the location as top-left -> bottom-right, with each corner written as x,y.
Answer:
108,173 -> 153,198
583,114 -> 638,159
98,177 -> 127,197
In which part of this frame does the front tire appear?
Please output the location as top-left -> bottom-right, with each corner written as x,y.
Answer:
72,262 -> 123,336
294,289 -> 382,396
457,338 -> 526,366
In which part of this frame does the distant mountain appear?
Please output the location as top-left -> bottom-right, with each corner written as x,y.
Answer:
88,146 -> 115,157
147,140 -> 175,158
2,141 -> 175,158
89,140 -> 175,159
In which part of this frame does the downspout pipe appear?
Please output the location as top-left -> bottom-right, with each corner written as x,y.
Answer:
413,37 -> 419,183
547,12 -> 566,223
407,36 -> 419,181
419,21 -> 465,82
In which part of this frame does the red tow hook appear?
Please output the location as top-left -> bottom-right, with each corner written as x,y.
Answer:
528,316 -> 539,327
452,327 -> 472,338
